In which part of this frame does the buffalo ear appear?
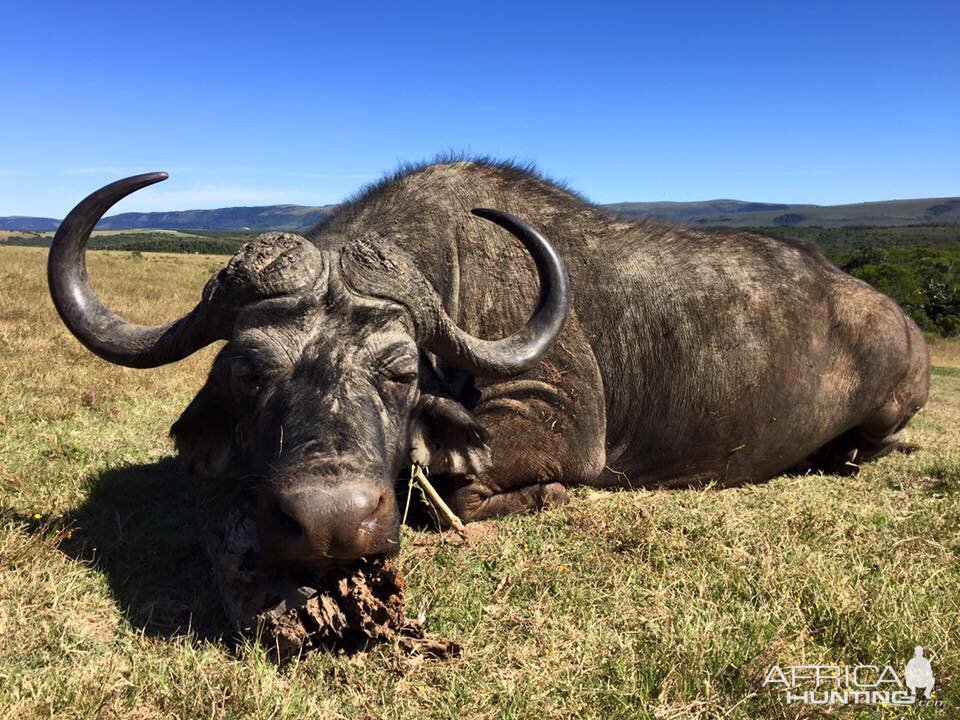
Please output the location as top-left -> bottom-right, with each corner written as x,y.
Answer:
169,381 -> 233,479
409,394 -> 491,476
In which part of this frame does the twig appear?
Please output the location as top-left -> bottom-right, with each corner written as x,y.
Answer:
410,463 -> 469,539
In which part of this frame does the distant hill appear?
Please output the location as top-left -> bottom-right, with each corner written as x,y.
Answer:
604,197 -> 960,227
2,197 -> 958,232
93,204 -> 338,231
0,216 -> 60,231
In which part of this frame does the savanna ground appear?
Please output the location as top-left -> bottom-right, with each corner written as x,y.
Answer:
0,246 -> 957,719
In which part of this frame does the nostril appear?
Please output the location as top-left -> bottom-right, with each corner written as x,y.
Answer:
270,501 -> 304,538
370,489 -> 393,518
355,488 -> 393,529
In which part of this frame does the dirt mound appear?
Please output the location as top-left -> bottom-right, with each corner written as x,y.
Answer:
203,504 -> 460,661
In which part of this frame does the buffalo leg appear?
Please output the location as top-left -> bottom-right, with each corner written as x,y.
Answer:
794,396 -> 915,476
447,481 -> 570,521
443,320 -> 607,522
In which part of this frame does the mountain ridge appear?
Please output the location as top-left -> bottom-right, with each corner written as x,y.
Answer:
2,197 -> 958,232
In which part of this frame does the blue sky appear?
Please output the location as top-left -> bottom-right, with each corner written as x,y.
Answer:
2,1 -> 958,217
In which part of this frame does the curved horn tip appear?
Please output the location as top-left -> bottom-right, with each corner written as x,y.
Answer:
469,208 -> 551,241
126,171 -> 169,185
470,207 -> 503,221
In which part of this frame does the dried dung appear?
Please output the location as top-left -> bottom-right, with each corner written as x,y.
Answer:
202,504 -> 461,661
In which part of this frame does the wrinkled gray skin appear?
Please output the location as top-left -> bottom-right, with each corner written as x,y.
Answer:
50,160 -> 930,576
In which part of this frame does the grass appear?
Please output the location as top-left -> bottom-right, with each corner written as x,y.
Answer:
0,245 -> 958,719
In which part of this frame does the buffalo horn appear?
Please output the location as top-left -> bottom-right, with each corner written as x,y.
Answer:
425,209 -> 571,378
47,173 -> 220,368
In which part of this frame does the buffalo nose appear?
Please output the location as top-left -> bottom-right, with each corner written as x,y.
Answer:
257,481 -> 400,572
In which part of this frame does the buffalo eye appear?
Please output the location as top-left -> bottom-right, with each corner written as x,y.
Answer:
231,360 -> 264,395
378,358 -> 417,386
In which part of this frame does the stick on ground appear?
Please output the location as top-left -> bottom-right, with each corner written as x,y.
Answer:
410,463 -> 469,539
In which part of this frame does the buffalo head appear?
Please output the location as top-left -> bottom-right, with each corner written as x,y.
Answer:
48,173 -> 569,577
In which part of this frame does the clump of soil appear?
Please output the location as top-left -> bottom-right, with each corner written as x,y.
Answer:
202,504 -> 460,662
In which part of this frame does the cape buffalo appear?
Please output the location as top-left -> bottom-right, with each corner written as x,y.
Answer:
48,159 -> 930,574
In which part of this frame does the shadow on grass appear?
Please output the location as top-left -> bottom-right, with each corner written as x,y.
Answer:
3,458 -> 447,645
53,457 -> 234,641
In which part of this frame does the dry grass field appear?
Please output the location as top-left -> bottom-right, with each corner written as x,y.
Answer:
0,246 -> 958,719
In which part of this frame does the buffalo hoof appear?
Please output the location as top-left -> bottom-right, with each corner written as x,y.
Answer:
450,481 -> 570,522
